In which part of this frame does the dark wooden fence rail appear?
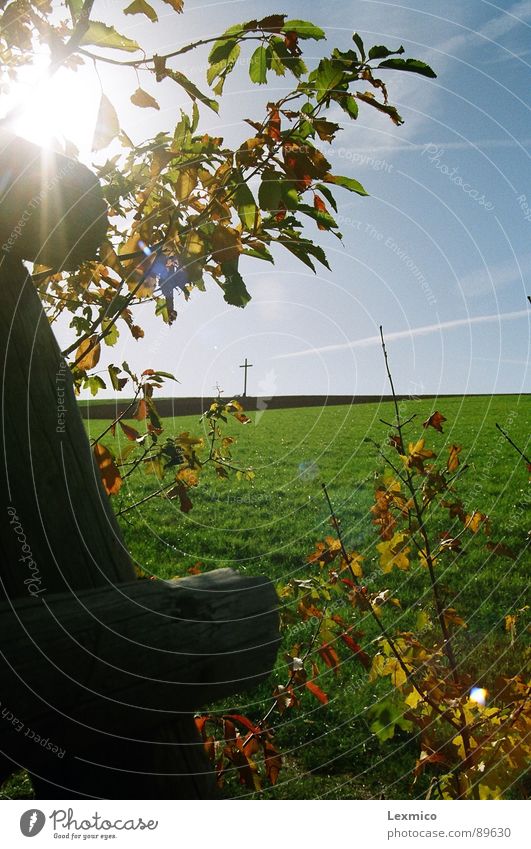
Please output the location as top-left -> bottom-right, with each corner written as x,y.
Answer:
0,132 -> 280,799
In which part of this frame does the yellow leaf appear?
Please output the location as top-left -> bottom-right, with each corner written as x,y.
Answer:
369,653 -> 385,683
479,783 -> 503,800
405,688 -> 423,709
76,336 -> 101,370
377,531 -> 411,573
176,468 -> 199,487
416,610 -> 430,631
130,87 -> 160,110
174,168 -> 198,201
465,510 -> 491,535
447,443 -> 462,473
381,656 -> 407,688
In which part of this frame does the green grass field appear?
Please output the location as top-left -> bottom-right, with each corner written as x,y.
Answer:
100,395 -> 530,799
2,395 -> 529,800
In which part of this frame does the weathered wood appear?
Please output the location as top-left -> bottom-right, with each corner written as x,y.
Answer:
0,131 -> 107,269
0,569 -> 280,728
0,569 -> 279,798
0,258 -> 135,599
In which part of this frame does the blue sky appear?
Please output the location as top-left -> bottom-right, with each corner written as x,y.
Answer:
23,0 -> 531,398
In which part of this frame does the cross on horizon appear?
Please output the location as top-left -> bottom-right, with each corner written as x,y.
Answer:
239,357 -> 253,397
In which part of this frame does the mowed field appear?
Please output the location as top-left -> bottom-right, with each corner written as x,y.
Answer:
87,394 -> 529,800
3,395 -> 528,800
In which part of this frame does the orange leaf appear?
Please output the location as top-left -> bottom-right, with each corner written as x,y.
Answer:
305,680 -> 329,704
318,643 -> 340,671
93,442 -> 122,495
119,421 -> 141,441
267,106 -> 281,141
447,443 -> 462,473
211,225 -> 242,263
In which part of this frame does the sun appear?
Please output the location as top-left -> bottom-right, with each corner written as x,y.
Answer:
2,44 -> 101,158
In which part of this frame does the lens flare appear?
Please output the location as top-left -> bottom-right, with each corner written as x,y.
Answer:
470,687 -> 488,706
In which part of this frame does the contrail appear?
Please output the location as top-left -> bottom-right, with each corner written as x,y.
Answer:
274,309 -> 530,360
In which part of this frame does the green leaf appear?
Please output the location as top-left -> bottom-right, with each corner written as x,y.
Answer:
123,0 -> 158,22
108,365 -> 127,391
249,45 -> 268,84
280,181 -> 299,210
258,171 -> 282,211
233,178 -> 259,230
84,375 -> 106,397
315,183 -> 338,212
278,237 -> 331,272
368,699 -> 413,744
102,320 -> 119,346
207,41 -> 241,92
378,57 -> 437,78
280,239 -> 316,272
243,243 -> 274,263
282,20 -> 325,40
352,32 -> 365,60
269,37 -> 307,78
208,38 -> 238,65
67,0 -> 83,23
314,58 -> 344,102
298,203 -> 338,231
81,21 -> 140,52
325,173 -> 368,196
303,240 -> 331,270
166,69 -> 219,113
368,44 -> 404,60
339,94 -> 359,119
221,265 -> 251,307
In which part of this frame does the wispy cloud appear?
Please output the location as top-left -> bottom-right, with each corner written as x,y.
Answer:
274,309 -> 529,360
458,255 -> 531,297
334,138 -> 531,157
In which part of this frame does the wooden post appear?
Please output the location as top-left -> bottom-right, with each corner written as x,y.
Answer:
0,138 -> 279,798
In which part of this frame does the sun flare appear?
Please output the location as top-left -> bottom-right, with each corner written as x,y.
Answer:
3,45 -> 100,158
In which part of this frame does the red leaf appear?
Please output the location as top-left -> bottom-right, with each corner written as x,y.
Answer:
340,633 -> 371,668
263,740 -> 282,785
318,643 -> 340,671
305,680 -> 329,704
134,398 -> 147,420
224,714 -> 261,735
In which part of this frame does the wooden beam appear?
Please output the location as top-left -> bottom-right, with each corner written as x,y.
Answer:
0,569 -> 279,797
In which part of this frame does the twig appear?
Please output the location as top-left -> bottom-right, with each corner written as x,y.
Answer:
496,423 -> 531,466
